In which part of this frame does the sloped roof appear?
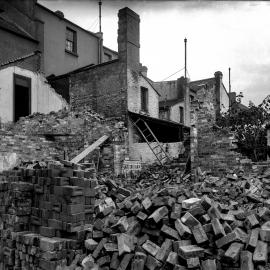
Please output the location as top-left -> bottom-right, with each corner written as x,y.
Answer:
261,95 -> 270,113
189,77 -> 215,91
0,16 -> 38,42
232,102 -> 249,111
140,73 -> 160,96
0,50 -> 40,68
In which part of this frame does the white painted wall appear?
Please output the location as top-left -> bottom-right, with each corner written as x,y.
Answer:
129,142 -> 185,164
127,69 -> 159,118
220,83 -> 229,113
0,66 -> 68,123
170,101 -> 185,123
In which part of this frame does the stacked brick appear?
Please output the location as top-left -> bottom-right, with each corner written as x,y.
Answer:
0,163 -> 98,269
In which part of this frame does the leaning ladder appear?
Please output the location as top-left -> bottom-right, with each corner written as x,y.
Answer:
131,118 -> 171,165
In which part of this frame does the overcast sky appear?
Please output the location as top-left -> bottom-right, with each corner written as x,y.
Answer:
39,0 -> 270,105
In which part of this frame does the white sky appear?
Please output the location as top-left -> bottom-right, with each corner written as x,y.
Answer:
39,0 -> 270,105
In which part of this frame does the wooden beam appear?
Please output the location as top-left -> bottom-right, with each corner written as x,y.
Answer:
71,135 -> 109,164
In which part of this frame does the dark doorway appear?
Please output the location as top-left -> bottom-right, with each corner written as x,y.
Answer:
14,74 -> 31,122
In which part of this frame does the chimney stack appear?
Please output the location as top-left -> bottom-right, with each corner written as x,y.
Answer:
118,7 -> 140,71
214,71 -> 223,115
140,65 -> 148,77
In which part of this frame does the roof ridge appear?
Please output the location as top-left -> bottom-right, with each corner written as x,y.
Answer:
190,77 -> 215,84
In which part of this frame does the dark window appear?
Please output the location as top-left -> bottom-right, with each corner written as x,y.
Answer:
179,106 -> 184,123
159,109 -> 170,120
141,87 -> 148,112
14,74 -> 31,122
65,28 -> 77,53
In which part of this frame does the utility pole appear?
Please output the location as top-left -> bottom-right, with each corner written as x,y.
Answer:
184,38 -> 187,79
98,1 -> 102,64
99,1 -> 102,33
229,67 -> 231,115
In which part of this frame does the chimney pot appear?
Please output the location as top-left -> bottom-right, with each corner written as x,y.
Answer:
55,10 -> 64,18
214,71 -> 223,79
140,65 -> 148,77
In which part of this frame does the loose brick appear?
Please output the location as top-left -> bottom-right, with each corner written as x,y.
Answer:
155,238 -> 172,262
175,219 -> 192,238
178,245 -> 204,259
253,240 -> 267,264
161,224 -> 180,240
145,255 -> 162,270
240,251 -> 254,270
148,206 -> 169,223
191,224 -> 208,244
166,251 -> 179,265
223,242 -> 243,264
142,240 -> 160,257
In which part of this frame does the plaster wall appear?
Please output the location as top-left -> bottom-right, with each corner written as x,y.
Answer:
127,69 -> 159,118
36,5 -> 99,76
220,83 -> 229,113
0,66 -> 67,123
129,142 -> 184,164
154,80 -> 178,101
170,101 -> 185,123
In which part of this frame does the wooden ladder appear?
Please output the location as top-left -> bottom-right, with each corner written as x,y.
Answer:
131,118 -> 171,165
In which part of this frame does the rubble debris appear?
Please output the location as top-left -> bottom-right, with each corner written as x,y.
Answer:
0,160 -> 270,269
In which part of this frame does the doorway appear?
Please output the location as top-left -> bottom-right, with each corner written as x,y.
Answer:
14,74 -> 31,122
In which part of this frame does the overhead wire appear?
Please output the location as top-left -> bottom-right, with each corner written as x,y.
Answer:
88,17 -> 98,31
161,67 -> 185,81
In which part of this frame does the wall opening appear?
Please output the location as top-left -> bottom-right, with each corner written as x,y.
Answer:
141,87 -> 148,112
179,106 -> 184,123
14,74 -> 31,122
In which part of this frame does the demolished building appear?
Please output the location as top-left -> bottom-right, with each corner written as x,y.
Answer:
46,7 -> 190,166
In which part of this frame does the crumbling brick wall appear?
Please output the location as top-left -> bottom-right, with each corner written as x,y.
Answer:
190,86 -> 252,177
0,108 -> 127,172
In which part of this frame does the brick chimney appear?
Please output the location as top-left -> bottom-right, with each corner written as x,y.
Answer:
214,71 -> 223,115
140,65 -> 148,77
118,7 -> 140,71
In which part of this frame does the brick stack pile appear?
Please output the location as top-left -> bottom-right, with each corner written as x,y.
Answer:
0,162 -> 98,269
1,160 -> 270,269
30,164 -> 98,236
0,170 -> 34,268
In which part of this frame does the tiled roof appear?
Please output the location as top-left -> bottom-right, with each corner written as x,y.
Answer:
0,50 -> 40,67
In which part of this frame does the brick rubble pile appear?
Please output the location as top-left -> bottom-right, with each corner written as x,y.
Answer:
0,106 -> 126,166
0,161 -> 270,269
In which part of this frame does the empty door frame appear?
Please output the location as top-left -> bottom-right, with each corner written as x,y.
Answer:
13,73 -> 31,122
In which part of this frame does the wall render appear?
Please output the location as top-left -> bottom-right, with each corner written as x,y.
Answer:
0,66 -> 68,123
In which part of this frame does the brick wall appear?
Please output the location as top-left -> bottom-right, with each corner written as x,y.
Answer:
190,86 -> 252,177
70,60 -> 127,119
